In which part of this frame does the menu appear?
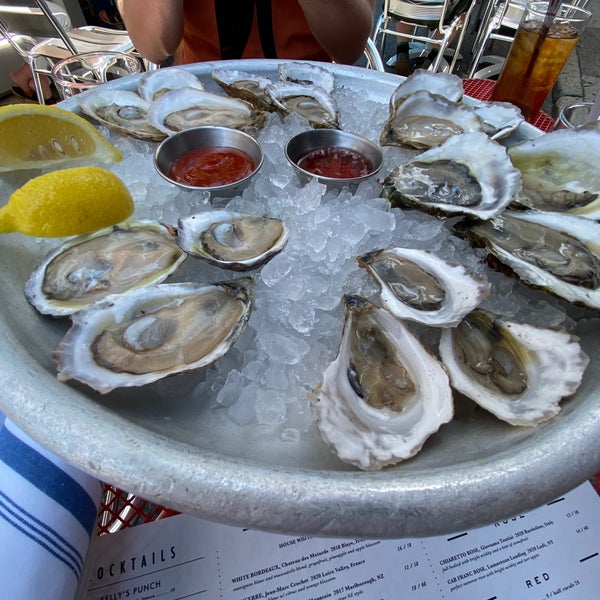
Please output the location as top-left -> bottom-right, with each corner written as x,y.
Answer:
79,482 -> 600,600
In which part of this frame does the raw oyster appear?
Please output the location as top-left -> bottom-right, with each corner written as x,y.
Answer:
380,90 -> 483,149
54,278 -> 254,394
382,132 -> 522,219
472,100 -> 524,140
77,89 -> 166,142
456,210 -> 600,309
177,211 -> 288,270
439,309 -> 589,426
314,295 -> 453,470
138,67 -> 204,102
508,125 -> 600,218
147,87 -> 265,135
25,221 -> 186,316
357,247 -> 490,327
390,69 -> 464,104
278,62 -> 335,94
211,68 -> 274,110
265,82 -> 339,129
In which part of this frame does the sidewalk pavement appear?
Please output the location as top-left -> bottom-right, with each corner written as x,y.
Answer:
371,0 -> 600,120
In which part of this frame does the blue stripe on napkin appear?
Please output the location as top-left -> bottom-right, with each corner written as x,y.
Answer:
0,489 -> 84,577
0,425 -> 98,533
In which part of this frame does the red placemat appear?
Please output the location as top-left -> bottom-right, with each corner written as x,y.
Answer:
462,78 -> 555,133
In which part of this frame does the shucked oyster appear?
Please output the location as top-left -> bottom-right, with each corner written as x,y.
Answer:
357,247 -> 490,327
439,309 -> 589,426
138,67 -> 204,102
382,132 -> 522,219
508,125 -> 600,218
147,87 -> 265,135
456,210 -> 600,309
265,82 -> 339,129
380,90 -> 483,149
177,211 -> 288,271
389,69 -> 464,105
25,221 -> 186,316
54,279 -> 253,394
211,68 -> 274,111
77,89 -> 166,142
314,295 -> 453,470
278,62 -> 335,94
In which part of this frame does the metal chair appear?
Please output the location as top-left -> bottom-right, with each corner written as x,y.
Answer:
372,0 -> 478,73
0,0 -> 137,103
467,0 -> 590,79
363,37 -> 385,71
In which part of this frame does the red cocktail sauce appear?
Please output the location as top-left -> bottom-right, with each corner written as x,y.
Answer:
297,146 -> 372,179
169,146 -> 255,187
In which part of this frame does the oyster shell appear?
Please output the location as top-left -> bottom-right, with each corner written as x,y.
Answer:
211,68 -> 274,111
456,210 -> 600,309
177,211 -> 288,270
278,62 -> 335,94
380,90 -> 484,149
54,278 -> 254,394
439,309 -> 589,426
357,247 -> 491,327
472,100 -> 524,140
265,82 -> 339,129
390,69 -> 464,104
508,125 -> 600,218
314,295 -> 454,470
147,87 -> 265,135
138,67 -> 204,102
25,221 -> 186,316
382,132 -> 522,219
77,89 -> 166,142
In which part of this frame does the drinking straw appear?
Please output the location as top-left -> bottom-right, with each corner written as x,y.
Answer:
541,0 -> 562,35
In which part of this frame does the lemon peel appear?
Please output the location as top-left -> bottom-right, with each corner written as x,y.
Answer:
0,103 -> 122,171
0,166 -> 134,237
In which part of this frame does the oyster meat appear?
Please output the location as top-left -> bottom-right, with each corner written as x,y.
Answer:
357,247 -> 491,327
77,89 -> 166,142
25,221 -> 186,316
211,68 -> 274,111
278,62 -> 335,94
389,69 -> 464,104
138,67 -> 204,102
457,210 -> 600,309
54,278 -> 254,394
265,82 -> 339,129
380,90 -> 483,149
508,125 -> 600,218
439,309 -> 589,426
314,295 -> 453,470
382,132 -> 522,219
147,87 -> 265,135
177,211 -> 288,270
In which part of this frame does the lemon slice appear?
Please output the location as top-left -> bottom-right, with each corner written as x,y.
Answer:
0,166 -> 134,237
0,103 -> 122,172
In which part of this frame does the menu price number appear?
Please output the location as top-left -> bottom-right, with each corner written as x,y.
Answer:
404,561 -> 419,571
397,542 -> 413,552
575,525 -> 589,534
566,509 -> 579,518
545,579 -> 581,597
411,581 -> 427,592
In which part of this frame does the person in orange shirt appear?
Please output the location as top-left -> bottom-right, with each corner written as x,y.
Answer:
116,0 -> 375,67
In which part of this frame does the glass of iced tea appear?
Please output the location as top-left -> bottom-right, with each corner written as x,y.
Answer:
490,2 -> 591,123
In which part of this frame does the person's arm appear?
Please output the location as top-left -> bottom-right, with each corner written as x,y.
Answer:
298,0 -> 376,64
116,0 -> 184,65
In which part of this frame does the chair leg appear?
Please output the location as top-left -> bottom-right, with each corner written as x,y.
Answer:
29,59 -> 47,105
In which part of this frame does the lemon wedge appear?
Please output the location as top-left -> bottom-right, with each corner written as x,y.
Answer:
0,166 -> 134,237
0,103 -> 122,172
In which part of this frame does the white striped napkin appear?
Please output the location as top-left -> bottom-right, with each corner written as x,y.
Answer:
0,418 -> 103,599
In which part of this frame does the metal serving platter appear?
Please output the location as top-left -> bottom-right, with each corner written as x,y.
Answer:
1,60 -> 599,539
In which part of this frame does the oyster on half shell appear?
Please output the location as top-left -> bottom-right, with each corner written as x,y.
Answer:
439,309 -> 589,426
456,210 -> 600,309
357,247 -> 491,327
314,295 -> 453,470
77,89 -> 166,142
508,125 -> 600,218
138,67 -> 204,102
25,221 -> 186,316
177,211 -> 288,271
382,132 -> 522,219
278,62 -> 335,94
54,279 -> 254,394
211,68 -> 274,111
147,87 -> 265,135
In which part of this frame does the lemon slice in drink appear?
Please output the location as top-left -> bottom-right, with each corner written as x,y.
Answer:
0,103 -> 122,172
0,166 -> 134,237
